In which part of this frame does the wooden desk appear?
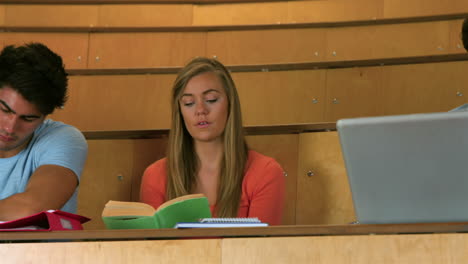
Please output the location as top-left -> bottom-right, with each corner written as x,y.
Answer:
1,223 -> 468,263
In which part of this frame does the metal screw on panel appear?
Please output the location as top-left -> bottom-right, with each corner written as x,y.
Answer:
306,171 -> 314,177
77,56 -> 81,62
95,56 -> 100,62
312,98 -> 318,104
261,68 -> 269,72
332,51 -> 337,56
314,51 -> 319,57
457,44 -> 462,49
332,98 -> 339,104
283,171 -> 288,177
437,46 -> 444,51
212,55 -> 218,59
456,91 -> 463,97
117,174 -> 124,181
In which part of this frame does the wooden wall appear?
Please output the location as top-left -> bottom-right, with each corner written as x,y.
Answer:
1,0 -> 467,229
1,0 -> 468,27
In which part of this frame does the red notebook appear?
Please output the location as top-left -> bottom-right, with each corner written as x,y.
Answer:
0,210 -> 90,231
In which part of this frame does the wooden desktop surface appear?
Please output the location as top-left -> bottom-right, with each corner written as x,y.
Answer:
2,223 -> 468,263
1,222 -> 468,241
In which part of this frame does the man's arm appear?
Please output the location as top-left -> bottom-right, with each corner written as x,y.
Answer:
0,165 -> 78,221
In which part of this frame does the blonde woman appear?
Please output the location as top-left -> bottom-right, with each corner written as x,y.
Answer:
140,57 -> 285,225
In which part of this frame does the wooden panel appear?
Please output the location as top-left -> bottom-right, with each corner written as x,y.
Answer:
1,239 -> 221,263
296,132 -> 355,225
233,70 -> 326,126
207,28 -> 326,65
78,138 -> 167,230
0,33 -> 4,49
51,74 -> 174,131
0,5 -> 5,26
381,61 -> 468,115
325,67 -> 383,121
98,4 -> 193,27
449,19 -> 467,53
193,2 -> 288,25
4,5 -> 98,27
384,0 -> 468,18
194,0 -> 384,25
246,134 -> 299,225
3,233 -> 468,263
222,234 -> 468,263
77,140 -> 134,230
88,32 -> 206,68
326,21 -> 452,61
3,33 -> 89,70
288,0 -> 384,23
131,138 -> 168,202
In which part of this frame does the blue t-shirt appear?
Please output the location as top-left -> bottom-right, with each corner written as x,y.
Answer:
0,119 -> 88,213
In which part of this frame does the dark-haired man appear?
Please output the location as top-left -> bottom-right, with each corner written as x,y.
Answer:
0,43 -> 87,221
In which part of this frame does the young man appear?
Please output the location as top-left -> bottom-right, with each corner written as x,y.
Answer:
0,43 -> 87,221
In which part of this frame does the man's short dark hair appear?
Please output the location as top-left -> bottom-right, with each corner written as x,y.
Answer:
0,43 -> 68,115
463,18 -> 468,51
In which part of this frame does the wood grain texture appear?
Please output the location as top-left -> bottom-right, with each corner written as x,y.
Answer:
78,138 -> 167,229
207,28 -> 326,65
0,239 -> 221,264
130,137 -> 168,201
222,233 -> 468,264
287,0 -> 384,23
5,233 -> 468,263
2,32 -> 89,69
246,134 -> 299,225
381,61 -> 468,115
233,70 -> 326,126
3,222 -> 468,241
4,5 -> 98,27
325,20 -> 453,62
383,0 -> 468,18
98,4 -> 193,27
325,66 -> 384,121
88,32 -> 206,68
77,140 -> 135,229
296,132 -> 355,225
449,19 -> 466,54
1,1 -> 466,29
50,74 -> 175,131
193,1 -> 288,25
0,5 -> 4,26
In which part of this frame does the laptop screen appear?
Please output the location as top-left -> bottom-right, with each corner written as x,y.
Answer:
337,111 -> 468,224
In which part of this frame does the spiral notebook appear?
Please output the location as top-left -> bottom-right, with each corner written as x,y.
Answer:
175,217 -> 268,228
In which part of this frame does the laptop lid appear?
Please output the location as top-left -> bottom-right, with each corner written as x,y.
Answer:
337,111 -> 468,224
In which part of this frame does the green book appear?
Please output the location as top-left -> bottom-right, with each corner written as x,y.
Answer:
102,194 -> 212,229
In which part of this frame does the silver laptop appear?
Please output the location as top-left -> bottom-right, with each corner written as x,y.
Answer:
337,111 -> 468,224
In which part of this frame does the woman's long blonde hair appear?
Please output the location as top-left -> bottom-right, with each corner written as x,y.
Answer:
166,57 -> 248,217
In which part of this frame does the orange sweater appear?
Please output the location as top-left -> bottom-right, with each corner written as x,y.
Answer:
140,150 -> 285,225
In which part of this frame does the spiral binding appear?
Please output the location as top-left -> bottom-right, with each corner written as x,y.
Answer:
199,217 -> 261,223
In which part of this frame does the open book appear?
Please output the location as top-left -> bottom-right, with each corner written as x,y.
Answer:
102,194 -> 212,229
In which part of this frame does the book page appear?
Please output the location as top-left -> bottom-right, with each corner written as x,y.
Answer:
102,200 -> 156,217
156,194 -> 206,212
